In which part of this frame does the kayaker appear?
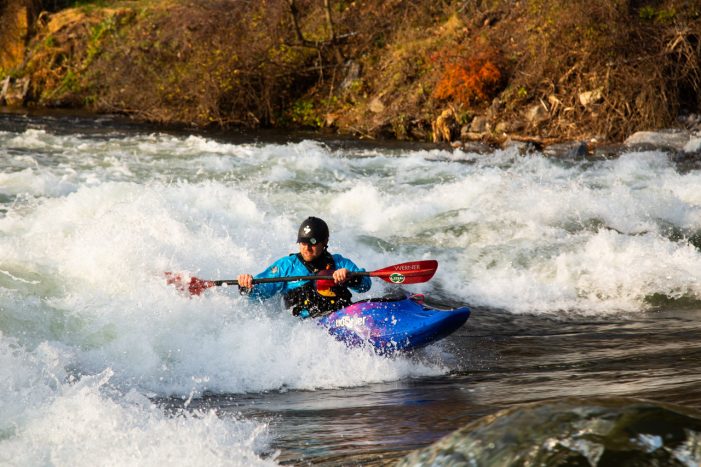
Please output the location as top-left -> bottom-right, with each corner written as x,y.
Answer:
237,217 -> 371,318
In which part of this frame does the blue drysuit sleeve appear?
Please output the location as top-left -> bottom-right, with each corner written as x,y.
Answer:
246,256 -> 292,300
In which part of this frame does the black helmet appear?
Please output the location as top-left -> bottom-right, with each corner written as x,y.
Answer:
297,217 -> 329,245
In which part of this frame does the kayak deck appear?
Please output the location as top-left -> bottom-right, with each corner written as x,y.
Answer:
317,294 -> 470,354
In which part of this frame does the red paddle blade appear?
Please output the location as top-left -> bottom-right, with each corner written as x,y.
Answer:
165,271 -> 185,290
165,272 -> 215,296
370,260 -> 438,284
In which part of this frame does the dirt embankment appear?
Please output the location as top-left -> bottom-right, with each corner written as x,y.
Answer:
1,0 -> 700,146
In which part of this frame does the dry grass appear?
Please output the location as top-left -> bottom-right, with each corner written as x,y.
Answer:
2,0 -> 700,142
485,0 -> 701,141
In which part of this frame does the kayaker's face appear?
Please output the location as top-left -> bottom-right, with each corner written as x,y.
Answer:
299,240 -> 326,262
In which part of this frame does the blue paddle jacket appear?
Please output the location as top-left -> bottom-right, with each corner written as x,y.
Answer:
246,252 -> 371,303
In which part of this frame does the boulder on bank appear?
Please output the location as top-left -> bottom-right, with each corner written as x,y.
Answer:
432,108 -> 459,143
542,141 -> 589,159
0,76 -> 30,106
624,130 -> 696,152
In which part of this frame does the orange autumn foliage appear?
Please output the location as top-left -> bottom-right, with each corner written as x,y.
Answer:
433,48 -> 503,106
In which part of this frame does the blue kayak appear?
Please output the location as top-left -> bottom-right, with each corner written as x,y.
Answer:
317,294 -> 470,354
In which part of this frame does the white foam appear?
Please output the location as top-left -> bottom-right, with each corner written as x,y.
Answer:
0,167 -> 77,198
0,335 -> 273,466
4,127 -> 701,463
420,151 -> 701,313
3,131 -> 701,317
0,177 -> 444,398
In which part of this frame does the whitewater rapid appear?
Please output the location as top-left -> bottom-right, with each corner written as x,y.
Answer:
2,124 -> 701,465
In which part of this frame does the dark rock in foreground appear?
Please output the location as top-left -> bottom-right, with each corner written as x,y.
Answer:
397,397 -> 701,466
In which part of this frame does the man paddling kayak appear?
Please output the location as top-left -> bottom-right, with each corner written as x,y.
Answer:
237,217 -> 371,318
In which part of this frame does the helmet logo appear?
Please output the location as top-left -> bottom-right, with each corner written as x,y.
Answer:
304,226 -> 311,235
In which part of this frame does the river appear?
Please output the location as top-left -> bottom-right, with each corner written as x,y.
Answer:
2,112 -> 701,465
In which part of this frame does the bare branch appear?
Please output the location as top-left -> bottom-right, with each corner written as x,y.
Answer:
323,0 -> 336,43
287,0 -> 315,48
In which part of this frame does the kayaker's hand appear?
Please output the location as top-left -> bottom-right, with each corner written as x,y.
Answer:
237,273 -> 254,293
333,268 -> 350,284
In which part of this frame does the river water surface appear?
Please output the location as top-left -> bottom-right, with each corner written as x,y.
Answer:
2,112 -> 701,465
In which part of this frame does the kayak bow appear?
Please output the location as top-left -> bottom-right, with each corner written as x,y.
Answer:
317,294 -> 470,354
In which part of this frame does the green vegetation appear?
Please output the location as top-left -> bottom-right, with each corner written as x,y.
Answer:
0,0 -> 700,144
288,99 -> 324,128
639,5 -> 677,22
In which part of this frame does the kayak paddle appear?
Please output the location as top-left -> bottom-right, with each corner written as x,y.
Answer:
165,260 -> 438,296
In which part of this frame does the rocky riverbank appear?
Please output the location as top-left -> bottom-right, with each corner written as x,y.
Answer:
1,0 -> 700,148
